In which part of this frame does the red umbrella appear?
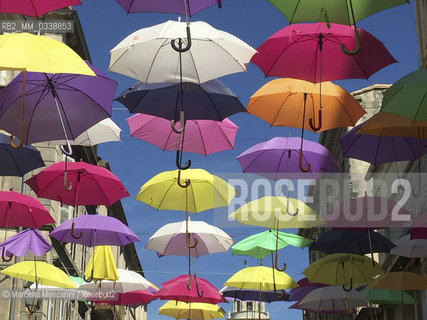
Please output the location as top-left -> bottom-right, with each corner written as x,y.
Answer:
92,289 -> 155,307
154,275 -> 226,304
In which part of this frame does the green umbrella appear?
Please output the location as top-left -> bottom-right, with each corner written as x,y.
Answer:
232,229 -> 313,261
266,0 -> 409,55
361,289 -> 417,305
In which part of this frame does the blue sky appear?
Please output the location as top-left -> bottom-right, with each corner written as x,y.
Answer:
76,1 -> 419,319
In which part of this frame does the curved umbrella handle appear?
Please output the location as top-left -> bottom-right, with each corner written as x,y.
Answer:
70,221 -> 82,240
9,134 -> 24,149
64,171 -> 72,191
308,109 -> 322,131
298,150 -> 311,172
342,278 -> 353,292
176,150 -> 191,170
60,140 -> 73,156
286,198 -> 299,216
177,169 -> 191,188
195,276 -> 204,297
83,265 -> 94,283
340,27 -> 360,56
171,25 -> 192,53
273,280 -> 286,298
185,217 -> 198,249
274,251 -> 286,272
1,247 -> 12,262
171,110 -> 186,134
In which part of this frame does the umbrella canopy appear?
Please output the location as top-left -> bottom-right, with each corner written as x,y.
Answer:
247,78 -> 365,131
109,20 -> 256,84
154,274 -> 226,304
84,246 -> 119,282
45,118 -> 121,147
25,161 -> 130,206
50,215 -> 140,247
360,289 -> 417,305
303,253 -> 383,287
1,261 -> 75,288
159,301 -> 225,320
224,266 -> 298,291
298,286 -> 369,312
232,229 -> 312,260
290,301 -> 356,314
0,61 -> 117,145
0,0 -> 82,17
236,137 -> 340,179
288,282 -> 327,302
115,0 -> 224,15
0,133 -> 45,177
0,190 -> 54,228
340,123 -> 427,165
146,220 -> 233,257
390,234 -> 427,258
26,276 -> 87,300
366,272 -> 427,291
220,286 -> 290,302
92,289 -> 155,306
117,80 -> 246,121
0,33 -> 95,75
266,0 -> 408,25
250,23 -> 396,82
229,196 -> 324,229
80,269 -> 156,293
311,229 -> 396,255
0,228 -> 50,257
136,168 -> 235,213
127,114 -> 238,155
409,212 -> 427,240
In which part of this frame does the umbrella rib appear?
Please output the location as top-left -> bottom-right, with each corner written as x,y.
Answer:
202,39 -> 248,74
270,92 -> 293,126
187,44 -> 202,84
199,87 -> 223,121
413,90 -> 427,121
195,122 -> 208,155
147,39 -> 171,83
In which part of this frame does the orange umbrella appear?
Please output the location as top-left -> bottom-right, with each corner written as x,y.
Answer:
247,78 -> 365,132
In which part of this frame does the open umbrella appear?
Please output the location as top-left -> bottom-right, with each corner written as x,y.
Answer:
0,228 -> 50,261
154,274 -> 226,304
409,212 -> 427,239
115,0 -> 224,15
84,246 -> 119,282
366,271 -> 427,291
288,278 -> 327,302
360,288 -> 417,305
236,137 -> 340,177
390,234 -> 427,258
159,301 -> 225,320
220,286 -> 290,302
91,289 -> 155,306
0,0 -> 82,16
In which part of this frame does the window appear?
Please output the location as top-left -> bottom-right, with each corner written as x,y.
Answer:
247,302 -> 253,311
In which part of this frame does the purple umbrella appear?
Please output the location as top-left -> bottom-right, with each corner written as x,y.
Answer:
0,228 -> 50,260
115,0 -> 224,16
289,302 -> 356,314
236,137 -> 340,179
340,124 -> 427,165
288,278 -> 327,302
0,61 -> 117,149
49,215 -> 140,247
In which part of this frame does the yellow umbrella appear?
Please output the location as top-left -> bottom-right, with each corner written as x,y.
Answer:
365,271 -> 427,291
303,253 -> 383,290
84,245 -> 119,282
136,168 -> 235,249
0,32 -> 96,148
159,301 -> 224,320
1,260 -> 75,289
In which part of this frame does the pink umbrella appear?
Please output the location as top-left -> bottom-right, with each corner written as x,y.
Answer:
92,289 -> 155,307
0,0 -> 81,17
0,228 -> 50,260
409,212 -> 427,240
154,275 -> 226,304
126,114 -> 238,155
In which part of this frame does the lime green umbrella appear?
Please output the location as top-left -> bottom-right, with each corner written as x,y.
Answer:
361,289 -> 417,305
266,0 -> 408,55
232,229 -> 312,260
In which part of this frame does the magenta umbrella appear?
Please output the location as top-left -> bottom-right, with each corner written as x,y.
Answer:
115,0 -> 223,15
236,137 -> 340,179
127,114 -> 238,155
0,0 -> 81,17
154,275 -> 226,304
91,289 -> 155,307
0,228 -> 50,260
409,212 -> 427,239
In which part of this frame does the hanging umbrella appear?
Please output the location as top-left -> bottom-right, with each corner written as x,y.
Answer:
288,278 -> 327,302
409,212 -> 427,240
220,286 -> 290,302
365,271 -> 427,291
236,137 -> 340,177
109,20 -> 256,84
159,301 -> 225,320
231,229 -> 312,260
145,219 -> 233,257
311,229 -> 396,255
26,275 -> 88,301
340,123 -> 427,165
127,114 -> 238,155
390,234 -> 427,258
0,228 -> 50,261
25,161 -> 130,205
0,61 -> 117,148
297,286 -> 369,312
289,301 -> 356,314
45,118 -> 122,147
303,253 -> 383,290
0,133 -> 45,177
115,0 -> 224,15
360,288 -> 417,305
154,274 -> 226,304
0,0 -> 82,16
1,261 -> 76,288
247,78 -> 365,131
84,246 -> 119,282
49,215 -> 140,247
91,289 -> 155,306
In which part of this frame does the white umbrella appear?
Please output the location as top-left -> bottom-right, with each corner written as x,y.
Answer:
145,219 -> 233,257
390,234 -> 427,258
298,286 -> 369,312
45,118 -> 121,147
108,20 -> 257,84
79,269 -> 156,294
